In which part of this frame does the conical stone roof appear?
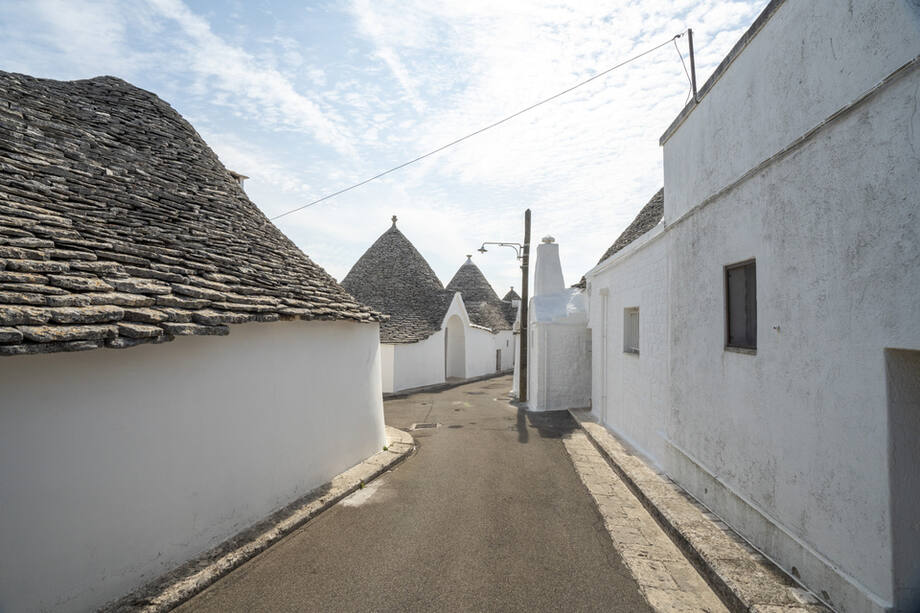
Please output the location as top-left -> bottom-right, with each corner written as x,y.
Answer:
342,219 -> 454,343
0,71 -> 379,357
503,288 -> 521,301
446,257 -> 512,332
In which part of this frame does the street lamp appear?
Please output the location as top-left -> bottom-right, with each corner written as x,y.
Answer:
477,242 -> 524,259
477,209 -> 531,403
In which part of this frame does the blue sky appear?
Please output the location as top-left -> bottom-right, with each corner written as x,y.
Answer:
0,0 -> 767,294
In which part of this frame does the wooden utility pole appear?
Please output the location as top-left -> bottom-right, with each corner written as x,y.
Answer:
519,209 -> 531,402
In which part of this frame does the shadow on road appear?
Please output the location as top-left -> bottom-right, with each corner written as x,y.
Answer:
514,407 -> 578,443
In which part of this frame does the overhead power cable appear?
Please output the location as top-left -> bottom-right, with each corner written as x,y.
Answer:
271,31 -> 687,221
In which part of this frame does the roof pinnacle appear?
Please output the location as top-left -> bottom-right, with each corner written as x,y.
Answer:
391,215 -> 398,226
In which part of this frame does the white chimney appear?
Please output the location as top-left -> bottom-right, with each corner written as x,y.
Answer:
534,235 -> 565,296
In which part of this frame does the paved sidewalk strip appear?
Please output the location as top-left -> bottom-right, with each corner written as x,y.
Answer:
102,427 -> 415,613
569,410 -> 828,613
564,429 -> 729,613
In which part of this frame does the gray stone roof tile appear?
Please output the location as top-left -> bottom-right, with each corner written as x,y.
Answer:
341,220 -> 453,343
597,188 -> 664,264
446,257 -> 513,332
0,71 -> 380,356
502,288 -> 521,301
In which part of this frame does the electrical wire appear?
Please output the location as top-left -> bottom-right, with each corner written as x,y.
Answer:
673,38 -> 694,106
270,31 -> 687,222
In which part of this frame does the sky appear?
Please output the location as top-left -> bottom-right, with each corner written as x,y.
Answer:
0,0 -> 768,295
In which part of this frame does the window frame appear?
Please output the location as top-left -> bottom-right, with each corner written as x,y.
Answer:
623,306 -> 640,355
724,259 -> 757,352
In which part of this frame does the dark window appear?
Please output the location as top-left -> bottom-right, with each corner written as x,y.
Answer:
726,260 -> 756,350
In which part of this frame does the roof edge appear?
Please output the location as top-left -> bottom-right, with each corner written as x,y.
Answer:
659,0 -> 787,146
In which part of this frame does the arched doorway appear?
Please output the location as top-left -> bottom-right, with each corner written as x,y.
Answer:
444,315 -> 466,380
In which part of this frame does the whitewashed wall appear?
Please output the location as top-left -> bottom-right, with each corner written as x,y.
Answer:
495,330 -> 514,370
389,293 -> 489,392
662,0 -> 920,223
584,2 -> 920,611
665,66 -> 920,611
466,326 -> 498,378
527,289 -> 591,412
0,321 -> 386,613
380,342 -> 395,393
392,329 -> 446,392
587,224 -> 668,462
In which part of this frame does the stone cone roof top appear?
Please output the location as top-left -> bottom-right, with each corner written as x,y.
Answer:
341,220 -> 454,343
0,71 -> 380,356
446,256 -> 512,332
598,188 -> 664,263
577,187 -> 664,289
503,288 -> 521,302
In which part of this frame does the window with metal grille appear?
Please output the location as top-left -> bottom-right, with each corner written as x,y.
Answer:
726,260 -> 757,350
624,307 -> 639,354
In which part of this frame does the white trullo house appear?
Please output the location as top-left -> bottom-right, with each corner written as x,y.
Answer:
445,255 -> 515,374
0,70 -> 387,612
342,220 -> 513,393
582,1 -> 920,611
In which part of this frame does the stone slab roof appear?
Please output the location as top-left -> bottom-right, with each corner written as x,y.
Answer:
597,188 -> 664,264
502,288 -> 521,302
446,257 -> 512,332
341,220 -> 453,343
0,71 -> 379,356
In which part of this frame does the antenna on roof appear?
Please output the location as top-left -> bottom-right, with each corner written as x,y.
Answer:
391,215 -> 398,226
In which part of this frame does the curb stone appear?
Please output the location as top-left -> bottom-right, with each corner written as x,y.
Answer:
101,426 -> 415,613
569,409 -> 830,613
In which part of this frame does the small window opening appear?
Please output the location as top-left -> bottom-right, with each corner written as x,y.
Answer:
624,307 -> 639,354
726,260 -> 757,350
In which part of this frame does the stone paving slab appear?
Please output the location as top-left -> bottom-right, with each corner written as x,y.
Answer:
101,427 -> 415,613
564,429 -> 729,613
569,410 -> 829,613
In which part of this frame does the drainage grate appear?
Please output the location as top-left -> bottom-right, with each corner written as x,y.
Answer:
411,423 -> 439,430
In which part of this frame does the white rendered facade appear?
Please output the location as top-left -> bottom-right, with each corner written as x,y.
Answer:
526,239 -> 591,412
380,293 -> 514,394
586,2 -> 920,611
0,321 -> 386,613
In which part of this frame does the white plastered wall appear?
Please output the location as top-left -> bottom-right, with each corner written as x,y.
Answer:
380,342 -> 395,393
586,224 -> 669,462
591,2 -> 920,610
466,326 -> 513,378
527,289 -> 591,412
392,329 -> 446,392
0,320 -> 386,613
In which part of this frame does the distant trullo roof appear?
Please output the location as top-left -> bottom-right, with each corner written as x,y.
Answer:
0,71 -> 379,357
503,288 -> 521,301
342,219 -> 454,343
446,256 -> 512,332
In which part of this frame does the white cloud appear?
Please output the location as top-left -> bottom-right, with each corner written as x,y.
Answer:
146,0 -> 356,155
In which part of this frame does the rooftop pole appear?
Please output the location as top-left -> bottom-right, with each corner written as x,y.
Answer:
688,28 -> 699,103
519,209 -> 531,403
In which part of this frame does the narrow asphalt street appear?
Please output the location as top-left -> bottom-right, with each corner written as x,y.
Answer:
177,375 -> 652,612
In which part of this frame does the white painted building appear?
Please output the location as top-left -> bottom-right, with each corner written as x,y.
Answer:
584,2 -> 920,611
343,221 -> 514,394
0,72 -> 387,612
526,237 -> 590,412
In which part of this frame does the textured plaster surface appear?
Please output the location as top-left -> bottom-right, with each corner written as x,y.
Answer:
0,321 -> 386,613
102,427 -> 415,612
663,0 -> 920,221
